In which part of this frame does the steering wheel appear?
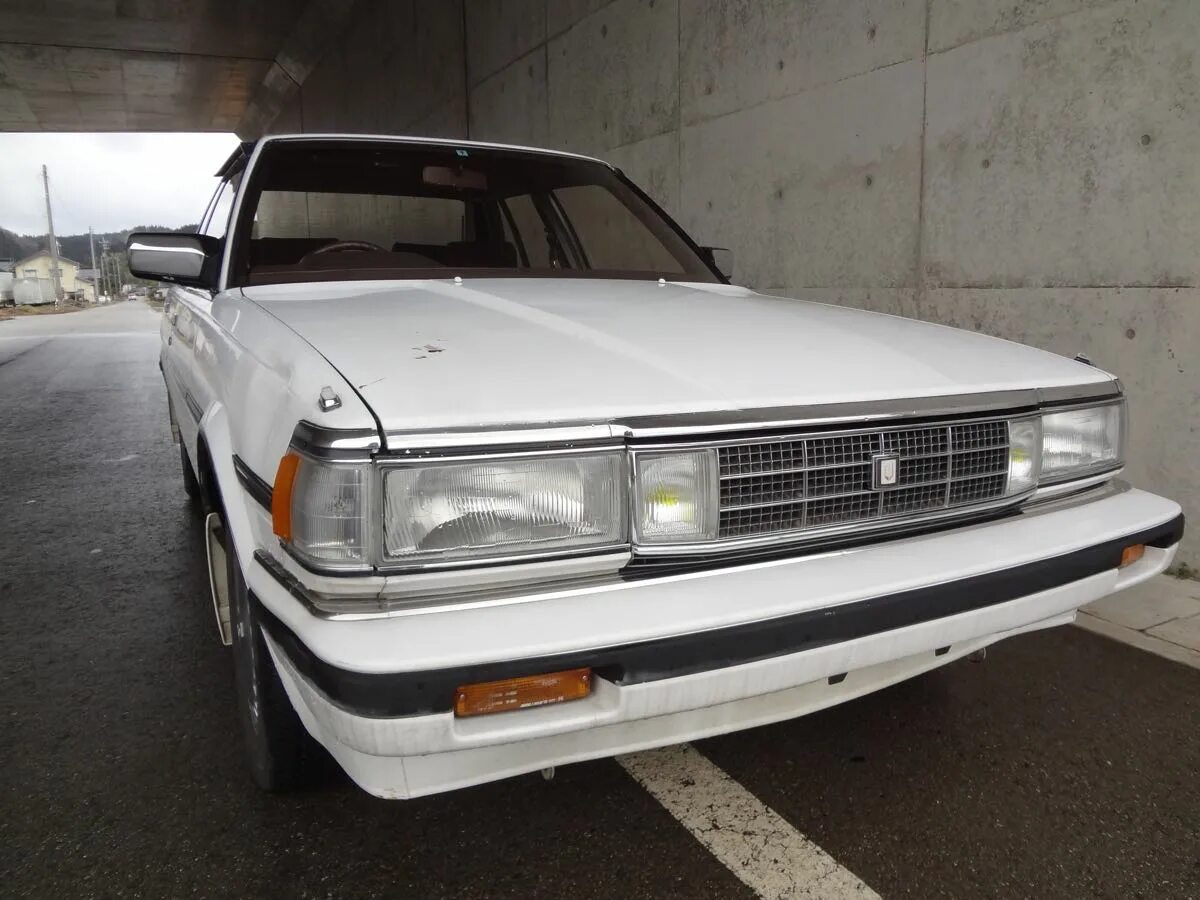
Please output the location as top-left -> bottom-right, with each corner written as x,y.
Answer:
299,240 -> 385,264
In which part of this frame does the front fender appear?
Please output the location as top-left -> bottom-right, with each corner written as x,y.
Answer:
198,402 -> 261,582
199,402 -> 391,627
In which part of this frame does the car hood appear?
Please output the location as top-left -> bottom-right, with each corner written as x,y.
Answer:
240,279 -> 1109,433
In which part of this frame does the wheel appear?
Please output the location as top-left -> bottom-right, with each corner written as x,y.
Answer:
227,538 -> 320,791
180,440 -> 202,503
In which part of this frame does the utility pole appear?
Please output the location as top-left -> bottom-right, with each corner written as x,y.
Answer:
88,227 -> 98,304
99,237 -> 109,301
42,164 -> 63,305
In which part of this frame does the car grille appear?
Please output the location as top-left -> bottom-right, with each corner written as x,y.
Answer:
717,419 -> 1011,540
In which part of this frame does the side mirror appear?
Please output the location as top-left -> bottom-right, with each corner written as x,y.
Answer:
126,232 -> 219,289
700,246 -> 734,281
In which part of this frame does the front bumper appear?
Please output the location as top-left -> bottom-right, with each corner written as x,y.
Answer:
247,484 -> 1183,799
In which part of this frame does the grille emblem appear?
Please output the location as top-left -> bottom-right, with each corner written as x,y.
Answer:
872,453 -> 900,490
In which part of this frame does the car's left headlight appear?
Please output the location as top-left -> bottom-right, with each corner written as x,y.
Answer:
1039,401 -> 1125,483
381,452 -> 628,564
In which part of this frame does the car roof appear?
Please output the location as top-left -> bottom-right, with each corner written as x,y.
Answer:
266,133 -> 612,167
216,135 -> 616,178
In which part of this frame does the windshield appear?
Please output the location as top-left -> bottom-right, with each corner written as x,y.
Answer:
230,139 -> 719,286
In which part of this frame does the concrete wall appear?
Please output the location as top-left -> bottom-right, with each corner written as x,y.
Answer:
459,0 -> 1199,567
272,0 -> 1199,566
270,0 -> 468,139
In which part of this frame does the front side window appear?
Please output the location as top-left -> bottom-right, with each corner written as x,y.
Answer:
230,140 -> 716,286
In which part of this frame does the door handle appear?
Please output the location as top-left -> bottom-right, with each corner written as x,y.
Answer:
167,334 -> 173,345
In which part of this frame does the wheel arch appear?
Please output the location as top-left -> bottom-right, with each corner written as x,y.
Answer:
194,431 -> 221,515
196,403 -> 261,584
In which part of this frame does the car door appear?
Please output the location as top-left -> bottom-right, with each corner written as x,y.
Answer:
161,284 -> 197,447
166,174 -> 236,462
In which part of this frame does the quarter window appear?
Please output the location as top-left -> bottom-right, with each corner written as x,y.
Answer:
552,184 -> 683,274
500,195 -> 553,268
201,178 -> 236,239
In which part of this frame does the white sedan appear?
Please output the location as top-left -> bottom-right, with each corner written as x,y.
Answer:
129,134 -> 1183,799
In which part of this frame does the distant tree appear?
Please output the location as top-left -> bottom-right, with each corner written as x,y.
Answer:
0,227 -> 37,262
2,224 -> 199,269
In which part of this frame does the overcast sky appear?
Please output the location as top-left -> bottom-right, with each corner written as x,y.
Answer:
0,132 -> 240,236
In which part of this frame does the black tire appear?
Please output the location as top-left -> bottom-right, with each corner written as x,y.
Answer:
180,440 -> 202,503
227,539 -> 320,791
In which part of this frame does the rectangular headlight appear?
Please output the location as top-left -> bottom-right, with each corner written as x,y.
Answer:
1040,402 -> 1124,482
634,450 -> 719,544
382,452 -> 628,564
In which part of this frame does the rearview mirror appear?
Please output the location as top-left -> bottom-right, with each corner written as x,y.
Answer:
126,232 -> 218,289
422,165 -> 488,191
701,246 -> 734,281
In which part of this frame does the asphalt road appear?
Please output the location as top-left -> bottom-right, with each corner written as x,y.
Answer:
2,302 -> 1198,899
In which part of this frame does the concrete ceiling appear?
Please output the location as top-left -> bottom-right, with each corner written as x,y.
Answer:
0,0 -> 350,134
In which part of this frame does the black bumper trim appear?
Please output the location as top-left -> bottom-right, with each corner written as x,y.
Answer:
257,513 -> 1184,719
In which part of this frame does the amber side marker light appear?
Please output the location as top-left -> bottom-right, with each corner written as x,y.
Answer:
271,452 -> 302,541
1119,544 -> 1146,568
454,668 -> 592,718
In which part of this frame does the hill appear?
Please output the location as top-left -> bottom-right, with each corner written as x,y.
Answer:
1,224 -> 198,267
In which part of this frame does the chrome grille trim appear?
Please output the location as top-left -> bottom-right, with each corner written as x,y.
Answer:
715,419 -> 1011,539
631,413 -> 1035,556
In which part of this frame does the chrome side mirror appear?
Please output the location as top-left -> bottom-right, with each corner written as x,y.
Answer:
126,232 -> 218,289
701,246 -> 734,281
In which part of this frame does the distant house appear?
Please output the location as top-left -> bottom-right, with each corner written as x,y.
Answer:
75,267 -> 99,303
12,251 -> 86,305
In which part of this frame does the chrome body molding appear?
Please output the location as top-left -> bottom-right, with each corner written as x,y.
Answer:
291,420 -> 381,460
1029,468 -> 1124,502
379,423 -> 624,454
614,382 -> 1121,440
378,382 -> 1122,449
254,548 -> 633,620
254,480 -> 1135,621
182,390 -> 204,424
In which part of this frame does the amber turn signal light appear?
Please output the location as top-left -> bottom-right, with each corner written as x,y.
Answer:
454,668 -> 592,718
271,452 -> 302,541
1119,544 -> 1145,568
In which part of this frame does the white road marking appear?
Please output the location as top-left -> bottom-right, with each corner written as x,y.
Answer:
102,453 -> 140,463
0,332 -> 157,341
618,744 -> 879,900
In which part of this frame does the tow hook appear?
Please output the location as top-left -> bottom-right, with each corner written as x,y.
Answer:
541,767 -> 556,782
205,512 -> 232,646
